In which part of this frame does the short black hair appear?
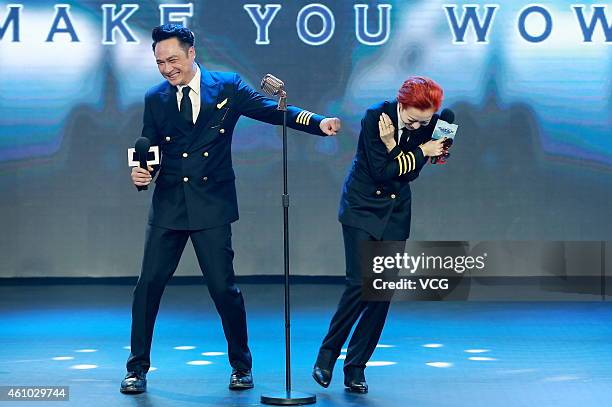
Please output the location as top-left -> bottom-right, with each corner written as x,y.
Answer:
151,24 -> 195,53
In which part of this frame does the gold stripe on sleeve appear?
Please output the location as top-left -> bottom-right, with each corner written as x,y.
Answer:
397,152 -> 404,176
296,111 -> 306,125
401,153 -> 409,175
407,152 -> 415,172
304,112 -> 314,126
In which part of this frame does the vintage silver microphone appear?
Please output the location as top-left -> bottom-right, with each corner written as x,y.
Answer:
259,75 -> 316,406
261,74 -> 287,110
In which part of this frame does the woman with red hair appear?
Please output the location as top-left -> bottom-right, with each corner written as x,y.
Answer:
313,76 -> 447,393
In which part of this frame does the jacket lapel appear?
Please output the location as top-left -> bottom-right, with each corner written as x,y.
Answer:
159,82 -> 194,137
193,69 -> 220,132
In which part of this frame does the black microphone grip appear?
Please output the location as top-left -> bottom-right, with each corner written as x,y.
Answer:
134,137 -> 151,191
136,154 -> 148,191
431,139 -> 453,164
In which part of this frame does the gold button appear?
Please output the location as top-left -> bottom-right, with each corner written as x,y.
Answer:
391,194 -> 396,199
376,190 -> 381,195
203,176 -> 208,182
165,136 -> 171,142
220,129 -> 225,134
203,152 -> 209,157
182,152 -> 188,158
183,177 -> 189,182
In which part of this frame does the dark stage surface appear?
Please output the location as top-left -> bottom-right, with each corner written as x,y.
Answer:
1,284 -> 611,407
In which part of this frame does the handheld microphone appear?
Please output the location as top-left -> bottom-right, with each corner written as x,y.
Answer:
431,109 -> 456,164
440,108 -> 455,125
134,137 -> 150,191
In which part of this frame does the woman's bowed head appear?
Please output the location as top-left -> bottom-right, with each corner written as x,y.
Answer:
378,76 -> 447,157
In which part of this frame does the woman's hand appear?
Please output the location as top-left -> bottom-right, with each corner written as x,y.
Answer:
419,138 -> 446,157
378,113 -> 396,152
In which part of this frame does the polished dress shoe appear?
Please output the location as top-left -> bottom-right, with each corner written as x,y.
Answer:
312,366 -> 332,388
120,371 -> 146,394
344,378 -> 368,394
344,368 -> 368,394
229,368 -> 254,390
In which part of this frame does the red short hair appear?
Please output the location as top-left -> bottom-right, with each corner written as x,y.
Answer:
397,76 -> 443,111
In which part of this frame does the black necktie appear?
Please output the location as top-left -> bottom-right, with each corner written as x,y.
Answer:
399,127 -> 408,147
180,86 -> 193,126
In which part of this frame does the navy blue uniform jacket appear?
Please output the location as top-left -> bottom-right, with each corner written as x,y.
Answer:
338,100 -> 438,240
141,69 -> 327,230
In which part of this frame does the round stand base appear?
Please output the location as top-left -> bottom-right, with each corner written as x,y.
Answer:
261,391 -> 317,405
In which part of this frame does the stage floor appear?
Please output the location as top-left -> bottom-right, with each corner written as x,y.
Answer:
1,284 -> 611,407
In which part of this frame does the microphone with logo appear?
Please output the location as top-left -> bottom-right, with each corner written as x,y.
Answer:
134,137 -> 151,191
430,108 -> 458,164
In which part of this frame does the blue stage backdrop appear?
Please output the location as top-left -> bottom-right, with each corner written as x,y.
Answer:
0,1 -> 610,277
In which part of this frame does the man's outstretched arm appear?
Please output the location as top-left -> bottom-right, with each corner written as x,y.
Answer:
233,73 -> 341,137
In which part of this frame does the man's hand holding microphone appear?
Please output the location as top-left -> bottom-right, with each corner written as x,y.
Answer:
132,166 -> 154,188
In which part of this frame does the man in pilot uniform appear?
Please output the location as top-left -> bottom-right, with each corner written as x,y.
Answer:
121,24 -> 341,394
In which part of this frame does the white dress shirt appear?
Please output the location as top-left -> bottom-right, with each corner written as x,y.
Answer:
176,64 -> 201,124
397,103 -> 409,145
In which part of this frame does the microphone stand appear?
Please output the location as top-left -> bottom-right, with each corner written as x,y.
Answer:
260,85 -> 316,406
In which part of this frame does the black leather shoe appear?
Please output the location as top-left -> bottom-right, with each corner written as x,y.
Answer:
229,368 -> 254,390
120,371 -> 146,394
312,366 -> 332,388
344,378 -> 368,394
344,368 -> 368,394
